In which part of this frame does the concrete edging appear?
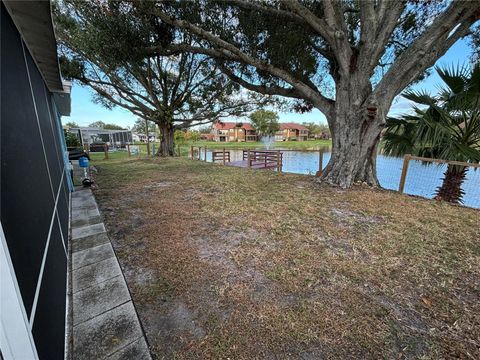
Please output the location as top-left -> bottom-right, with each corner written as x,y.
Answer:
69,188 -> 151,360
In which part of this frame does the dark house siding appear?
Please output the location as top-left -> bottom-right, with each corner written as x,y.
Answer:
1,4 -> 70,359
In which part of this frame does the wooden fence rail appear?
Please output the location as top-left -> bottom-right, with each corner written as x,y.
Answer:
242,150 -> 283,172
212,149 -> 230,164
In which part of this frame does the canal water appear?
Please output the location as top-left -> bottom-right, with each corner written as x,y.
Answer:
204,149 -> 480,209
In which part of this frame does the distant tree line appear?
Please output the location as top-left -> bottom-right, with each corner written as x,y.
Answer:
302,122 -> 331,139
64,120 -> 126,130
249,109 -> 279,137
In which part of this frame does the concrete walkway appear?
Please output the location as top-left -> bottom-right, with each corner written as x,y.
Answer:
70,188 -> 151,360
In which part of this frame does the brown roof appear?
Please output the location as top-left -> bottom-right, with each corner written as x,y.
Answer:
213,122 -> 255,130
279,123 -> 309,131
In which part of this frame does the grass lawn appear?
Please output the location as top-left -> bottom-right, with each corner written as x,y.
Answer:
182,139 -> 331,150
89,139 -> 331,161
92,157 -> 479,359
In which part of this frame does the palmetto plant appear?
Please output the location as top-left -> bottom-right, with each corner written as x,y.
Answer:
384,63 -> 480,203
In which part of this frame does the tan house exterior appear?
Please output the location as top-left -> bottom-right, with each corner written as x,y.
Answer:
275,123 -> 309,141
212,122 -> 257,142
211,121 -> 310,142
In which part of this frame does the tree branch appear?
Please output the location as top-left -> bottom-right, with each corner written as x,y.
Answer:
359,0 -> 377,46
225,0 -> 305,24
174,99 -> 255,127
217,62 -> 303,99
152,8 -> 335,116
358,1 -> 405,76
374,1 -> 480,105
283,0 -> 353,74
87,83 -> 150,118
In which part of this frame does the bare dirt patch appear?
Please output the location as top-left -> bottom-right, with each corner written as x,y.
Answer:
93,157 -> 480,359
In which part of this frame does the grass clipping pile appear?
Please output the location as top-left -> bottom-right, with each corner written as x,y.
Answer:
93,157 -> 479,359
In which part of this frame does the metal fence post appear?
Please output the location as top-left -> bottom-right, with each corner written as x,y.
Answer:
204,146 -> 207,162
145,119 -> 151,156
277,150 -> 281,172
104,143 -> 108,160
190,145 -> 194,159
127,144 -> 131,157
399,154 -> 411,193
316,149 -> 323,177
223,148 -> 226,165
247,149 -> 251,168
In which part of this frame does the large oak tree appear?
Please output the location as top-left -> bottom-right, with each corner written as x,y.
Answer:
55,0 -> 268,156
145,0 -> 479,185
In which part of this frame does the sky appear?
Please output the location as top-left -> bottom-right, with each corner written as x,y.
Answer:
65,39 -> 474,129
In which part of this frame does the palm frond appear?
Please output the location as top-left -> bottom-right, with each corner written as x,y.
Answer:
383,117 -> 417,156
384,63 -> 480,165
402,90 -> 437,106
437,63 -> 480,111
435,63 -> 468,95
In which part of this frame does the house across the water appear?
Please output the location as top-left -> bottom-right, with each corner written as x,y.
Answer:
275,123 -> 309,141
210,121 -> 310,142
212,122 -> 257,142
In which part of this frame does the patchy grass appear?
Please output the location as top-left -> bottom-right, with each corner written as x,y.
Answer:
89,151 -> 128,161
92,157 -> 479,359
89,143 -> 153,161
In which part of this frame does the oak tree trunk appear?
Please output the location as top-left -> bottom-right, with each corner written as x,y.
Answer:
158,122 -> 175,156
434,165 -> 467,203
320,80 -> 386,188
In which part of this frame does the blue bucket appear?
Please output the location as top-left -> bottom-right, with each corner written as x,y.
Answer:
79,157 -> 89,168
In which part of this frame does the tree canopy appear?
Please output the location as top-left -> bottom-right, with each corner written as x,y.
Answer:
174,129 -> 201,143
141,0 -> 480,185
249,109 -> 280,137
104,124 -> 126,130
64,121 -> 79,128
87,121 -> 125,130
65,132 -> 81,147
302,122 -> 331,139
132,118 -> 157,135
54,0 -> 271,155
88,121 -> 106,128
197,125 -> 212,134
